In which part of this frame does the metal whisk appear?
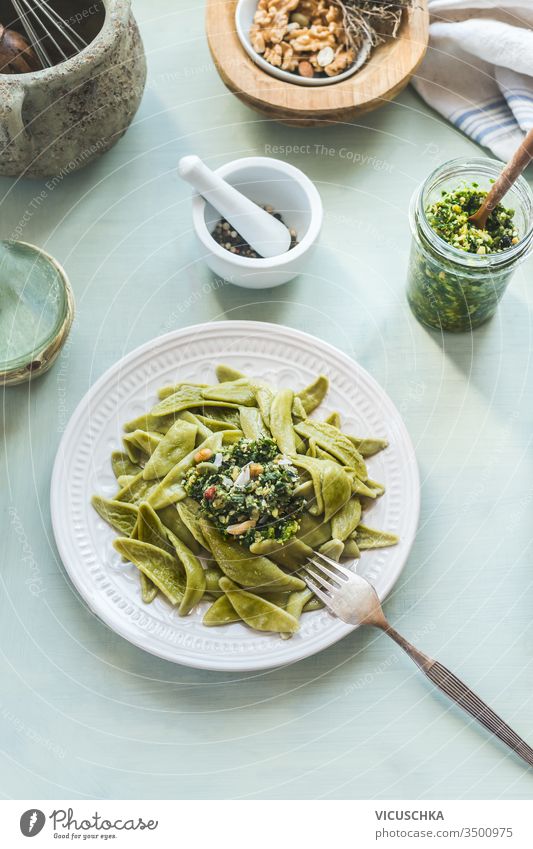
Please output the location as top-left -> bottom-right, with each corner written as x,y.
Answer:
11,0 -> 88,68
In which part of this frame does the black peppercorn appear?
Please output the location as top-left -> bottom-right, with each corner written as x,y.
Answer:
211,206 -> 297,259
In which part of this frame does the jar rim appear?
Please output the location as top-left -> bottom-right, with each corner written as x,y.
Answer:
412,157 -> 533,269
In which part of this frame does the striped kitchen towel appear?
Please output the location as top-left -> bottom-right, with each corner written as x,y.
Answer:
411,1 -> 533,160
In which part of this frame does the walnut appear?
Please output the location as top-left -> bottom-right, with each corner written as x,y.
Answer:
288,25 -> 335,52
250,25 -> 266,53
252,14 -> 288,45
264,43 -> 283,67
298,0 -> 320,16
310,23 -> 335,39
280,41 -> 298,70
267,0 -> 299,11
328,18 -> 346,41
284,26 -> 308,39
264,40 -> 298,70
324,46 -> 355,76
253,4 -> 271,24
271,15 -> 290,43
325,4 -> 342,24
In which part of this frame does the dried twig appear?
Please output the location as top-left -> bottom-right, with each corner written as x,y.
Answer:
332,0 -> 414,52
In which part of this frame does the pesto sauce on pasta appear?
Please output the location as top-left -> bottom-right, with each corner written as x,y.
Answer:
183,437 -> 305,547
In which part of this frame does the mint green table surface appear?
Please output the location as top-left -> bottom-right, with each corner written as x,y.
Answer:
2,1 -> 533,801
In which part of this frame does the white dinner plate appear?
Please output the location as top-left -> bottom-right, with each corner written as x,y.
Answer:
51,321 -> 420,671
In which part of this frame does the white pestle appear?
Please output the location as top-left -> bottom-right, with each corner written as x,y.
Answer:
178,155 -> 292,258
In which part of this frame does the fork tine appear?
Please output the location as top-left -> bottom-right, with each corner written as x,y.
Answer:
304,563 -> 335,593
312,549 -> 353,579
307,569 -> 337,593
303,576 -> 331,606
308,557 -> 345,586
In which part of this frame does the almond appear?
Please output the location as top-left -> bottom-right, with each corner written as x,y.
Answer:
317,46 -> 334,67
298,60 -> 314,78
226,519 -> 257,535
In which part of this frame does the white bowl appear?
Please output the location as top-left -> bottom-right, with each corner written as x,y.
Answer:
235,0 -> 370,87
191,156 -> 323,289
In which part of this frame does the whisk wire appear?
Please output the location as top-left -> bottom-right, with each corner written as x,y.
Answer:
24,4 -> 69,62
11,0 -> 89,69
39,1 -> 88,52
11,0 -> 53,67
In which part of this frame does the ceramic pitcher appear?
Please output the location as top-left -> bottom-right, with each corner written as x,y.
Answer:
0,0 -> 146,178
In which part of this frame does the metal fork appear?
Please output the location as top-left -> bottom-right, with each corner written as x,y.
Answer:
304,551 -> 533,768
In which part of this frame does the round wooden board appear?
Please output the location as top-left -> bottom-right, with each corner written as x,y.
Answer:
206,0 -> 429,126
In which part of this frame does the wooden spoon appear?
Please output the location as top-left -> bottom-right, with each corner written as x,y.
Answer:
469,128 -> 533,230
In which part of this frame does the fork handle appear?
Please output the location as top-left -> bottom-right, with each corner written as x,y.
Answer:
384,626 -> 533,768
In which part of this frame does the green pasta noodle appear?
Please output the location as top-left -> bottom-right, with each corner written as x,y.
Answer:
324,411 -> 341,429
269,388 -> 296,455
239,406 -> 268,440
166,530 -> 206,616
319,538 -> 344,561
219,578 -> 300,634
296,375 -> 329,414
321,460 -> 352,523
113,538 -> 185,605
135,502 -> 173,554
281,588 -> 314,639
115,471 -> 158,505
331,497 -> 361,542
202,379 -> 257,407
355,524 -> 399,550
142,419 -> 197,480
91,496 -> 139,536
200,520 -> 305,592
216,364 -> 245,383
111,451 -> 142,480
204,594 -> 241,627
122,429 -> 162,464
157,382 -> 208,400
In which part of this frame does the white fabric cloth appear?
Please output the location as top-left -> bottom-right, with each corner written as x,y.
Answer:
411,1 -> 533,160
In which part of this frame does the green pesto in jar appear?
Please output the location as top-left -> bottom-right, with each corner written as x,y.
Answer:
426,184 -> 518,255
407,181 -> 523,332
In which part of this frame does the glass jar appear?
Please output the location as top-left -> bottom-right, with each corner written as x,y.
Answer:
407,158 -> 533,332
